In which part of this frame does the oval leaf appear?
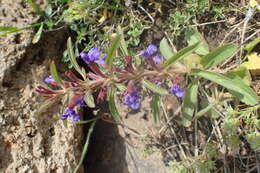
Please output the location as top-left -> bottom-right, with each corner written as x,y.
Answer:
106,34 -> 121,69
186,28 -> 209,55
160,38 -> 174,60
50,62 -> 64,85
182,80 -> 198,127
192,69 -> 258,105
32,22 -> 43,44
108,88 -> 121,121
152,94 -> 161,124
67,37 -> 85,78
142,80 -> 168,95
245,37 -> 260,53
84,92 -> 95,108
163,42 -> 200,70
118,27 -> 129,56
201,44 -> 237,69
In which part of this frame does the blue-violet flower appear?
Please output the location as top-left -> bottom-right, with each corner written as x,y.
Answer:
140,44 -> 161,64
169,84 -> 185,98
76,97 -> 87,107
80,47 -> 106,65
44,75 -> 55,83
123,89 -> 141,110
61,107 -> 80,121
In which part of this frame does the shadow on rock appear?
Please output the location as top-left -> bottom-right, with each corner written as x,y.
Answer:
85,120 -> 129,173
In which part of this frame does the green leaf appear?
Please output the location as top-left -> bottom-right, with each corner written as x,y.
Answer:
106,34 -> 121,69
27,0 -> 44,16
0,26 -> 19,31
67,37 -> 84,78
182,80 -> 198,127
160,38 -> 174,60
195,103 -> 215,118
201,44 -> 237,69
163,42 -> 200,70
116,83 -> 126,91
192,69 -> 258,105
245,37 -> 260,53
152,94 -> 161,124
0,23 -> 41,37
246,132 -> 260,152
50,62 -> 64,85
226,66 -> 251,86
44,4 -> 53,16
32,22 -> 43,44
142,80 -> 168,95
182,53 -> 202,70
118,27 -> 128,56
73,120 -> 97,173
185,28 -> 209,55
108,88 -> 121,121
84,92 -> 95,108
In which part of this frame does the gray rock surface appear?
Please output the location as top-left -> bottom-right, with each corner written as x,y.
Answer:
0,1 -> 84,172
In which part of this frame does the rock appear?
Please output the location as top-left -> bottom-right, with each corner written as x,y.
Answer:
0,1 -> 84,172
85,95 -> 168,173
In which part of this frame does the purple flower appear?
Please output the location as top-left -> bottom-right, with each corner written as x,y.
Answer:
140,44 -> 157,57
140,44 -> 162,63
43,75 -> 55,83
169,84 -> 185,98
80,47 -> 105,65
71,113 -> 80,122
76,97 -> 87,107
61,107 -> 80,122
152,56 -> 161,64
95,55 -> 107,65
155,81 -> 162,86
123,89 -> 141,110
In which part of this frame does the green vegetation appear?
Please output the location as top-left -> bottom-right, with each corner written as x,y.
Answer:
1,0 -> 260,173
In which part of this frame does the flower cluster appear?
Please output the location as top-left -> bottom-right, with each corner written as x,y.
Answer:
61,107 -> 80,121
36,43 -> 186,122
123,89 -> 141,110
140,44 -> 162,64
61,97 -> 87,122
80,47 -> 106,65
169,84 -> 185,98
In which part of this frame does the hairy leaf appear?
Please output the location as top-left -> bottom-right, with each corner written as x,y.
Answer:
160,38 -> 174,60
245,37 -> 260,53
192,69 -> 258,105
106,34 -> 121,69
186,29 -> 209,55
182,80 -> 198,127
84,92 -> 95,108
50,62 -> 64,85
152,94 -> 161,124
163,42 -> 200,70
67,37 -> 85,78
118,27 -> 128,56
201,44 -> 237,69
143,80 -> 168,95
108,88 -> 121,121
32,22 -> 43,44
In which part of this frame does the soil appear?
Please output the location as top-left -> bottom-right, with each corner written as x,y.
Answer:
0,1 -> 84,172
